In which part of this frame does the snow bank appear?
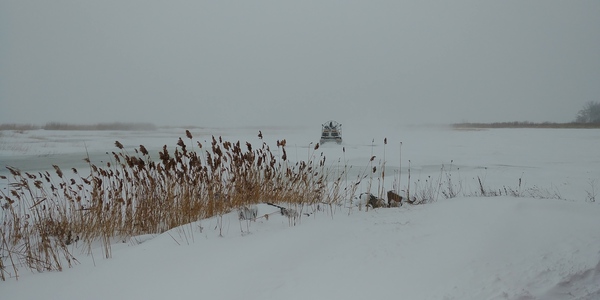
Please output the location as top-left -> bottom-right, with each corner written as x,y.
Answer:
2,198 -> 599,300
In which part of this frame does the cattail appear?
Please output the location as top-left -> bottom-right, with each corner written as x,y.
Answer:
186,130 -> 193,140
34,180 -> 43,189
314,143 -> 319,150
7,166 -> 20,176
384,138 -> 387,145
115,141 -> 124,149
139,145 -> 148,156
258,130 -> 263,139
53,165 -> 63,178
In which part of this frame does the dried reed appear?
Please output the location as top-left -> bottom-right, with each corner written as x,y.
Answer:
0,131 -> 357,280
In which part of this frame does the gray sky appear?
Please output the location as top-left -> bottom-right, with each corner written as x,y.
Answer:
1,1 -> 599,128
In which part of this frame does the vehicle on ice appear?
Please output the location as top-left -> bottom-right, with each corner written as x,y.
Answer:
320,120 -> 342,144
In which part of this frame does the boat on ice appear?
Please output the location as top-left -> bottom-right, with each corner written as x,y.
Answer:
320,120 -> 342,144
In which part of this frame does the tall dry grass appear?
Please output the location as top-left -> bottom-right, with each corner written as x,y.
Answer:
0,131 -> 356,280
2,130 -> 558,281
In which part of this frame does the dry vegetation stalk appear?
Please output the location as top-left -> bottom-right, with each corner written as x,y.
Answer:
0,131 -> 357,280
1,130 -> 560,281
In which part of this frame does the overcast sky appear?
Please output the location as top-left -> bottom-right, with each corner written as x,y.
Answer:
1,1 -> 599,128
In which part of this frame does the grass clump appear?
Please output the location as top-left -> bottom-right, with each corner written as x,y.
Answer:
1,131 -> 570,281
0,131 -> 349,280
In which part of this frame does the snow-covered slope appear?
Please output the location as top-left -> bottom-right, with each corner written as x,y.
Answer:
2,198 -> 600,300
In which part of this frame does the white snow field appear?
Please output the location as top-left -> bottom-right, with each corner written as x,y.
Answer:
1,126 -> 600,299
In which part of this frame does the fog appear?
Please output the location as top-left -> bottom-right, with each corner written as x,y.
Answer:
1,1 -> 599,128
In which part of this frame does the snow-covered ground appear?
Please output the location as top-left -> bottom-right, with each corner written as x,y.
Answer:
1,126 -> 600,299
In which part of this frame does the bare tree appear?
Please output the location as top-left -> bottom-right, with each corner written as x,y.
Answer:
575,101 -> 600,123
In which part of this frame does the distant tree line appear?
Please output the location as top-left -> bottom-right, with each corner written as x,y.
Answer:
453,101 -> 600,129
0,122 -> 157,131
0,123 -> 39,131
452,121 -> 600,129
